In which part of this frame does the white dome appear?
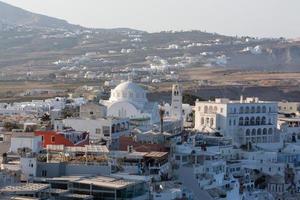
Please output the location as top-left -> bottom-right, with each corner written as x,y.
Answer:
109,81 -> 147,107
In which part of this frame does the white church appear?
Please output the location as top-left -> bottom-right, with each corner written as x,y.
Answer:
101,81 -> 187,131
101,81 -> 160,124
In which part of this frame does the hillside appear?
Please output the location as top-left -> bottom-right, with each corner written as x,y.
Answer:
0,1 -> 79,30
0,0 -> 299,75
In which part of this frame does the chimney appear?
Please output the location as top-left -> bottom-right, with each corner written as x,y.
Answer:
159,104 -> 165,134
240,95 -> 243,103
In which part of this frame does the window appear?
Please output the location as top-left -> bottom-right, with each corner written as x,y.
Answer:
245,117 -> 249,125
239,117 -> 244,126
90,111 -> 94,115
245,107 -> 250,113
103,126 -> 110,137
96,128 -> 101,134
51,136 -> 55,143
42,170 -> 47,177
239,107 -> 244,114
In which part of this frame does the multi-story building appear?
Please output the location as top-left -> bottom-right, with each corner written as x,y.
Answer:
278,101 -> 300,115
194,96 -> 279,145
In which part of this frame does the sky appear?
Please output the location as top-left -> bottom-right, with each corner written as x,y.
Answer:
2,0 -> 300,38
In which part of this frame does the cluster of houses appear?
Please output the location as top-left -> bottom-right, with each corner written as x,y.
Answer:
0,80 -> 300,200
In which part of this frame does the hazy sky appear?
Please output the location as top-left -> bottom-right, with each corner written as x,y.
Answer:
2,0 -> 300,38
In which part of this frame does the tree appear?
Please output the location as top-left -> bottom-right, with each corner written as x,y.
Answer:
48,73 -> 56,80
3,122 -> 18,131
182,94 -> 205,105
41,113 -> 50,121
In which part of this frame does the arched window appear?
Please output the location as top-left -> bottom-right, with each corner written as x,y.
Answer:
261,117 -> 266,125
201,117 -> 204,125
256,106 -> 261,113
262,106 -> 266,113
229,119 -> 232,126
210,118 -> 214,126
204,106 -> 208,113
245,117 -> 250,125
256,117 -> 260,125
245,106 -> 250,114
269,107 -> 272,113
251,106 -> 255,113
250,117 -> 255,125
239,107 -> 244,114
209,106 -> 213,113
251,129 -> 256,136
214,106 -> 218,112
246,129 -> 251,136
263,128 -> 267,135
239,117 -> 244,126
257,128 -> 262,135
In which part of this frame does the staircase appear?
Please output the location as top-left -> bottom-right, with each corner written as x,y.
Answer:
177,165 -> 213,200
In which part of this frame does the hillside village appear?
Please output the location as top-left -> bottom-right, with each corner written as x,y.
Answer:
0,81 -> 300,200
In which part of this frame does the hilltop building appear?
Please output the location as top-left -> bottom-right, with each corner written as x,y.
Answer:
194,97 -> 279,145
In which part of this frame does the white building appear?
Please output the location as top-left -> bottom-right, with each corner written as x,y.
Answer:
63,117 -> 130,144
194,97 -> 279,145
10,133 -> 42,154
101,81 -> 159,124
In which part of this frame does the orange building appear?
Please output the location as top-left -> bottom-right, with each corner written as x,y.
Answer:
35,130 -> 89,148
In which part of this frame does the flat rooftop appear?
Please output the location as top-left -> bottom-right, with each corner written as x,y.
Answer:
46,145 -> 109,153
75,176 -> 139,189
48,175 -> 142,190
0,183 -> 49,194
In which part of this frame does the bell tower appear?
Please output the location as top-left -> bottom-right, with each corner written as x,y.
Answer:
171,84 -> 183,120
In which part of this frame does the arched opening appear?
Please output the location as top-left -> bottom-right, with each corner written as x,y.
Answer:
201,117 -> 204,125
251,129 -> 256,136
263,128 -> 267,135
256,117 -> 260,125
209,106 -> 213,113
246,129 -> 251,136
256,106 -> 261,113
262,106 -> 266,113
245,117 -> 250,126
245,107 -> 250,114
239,117 -> 244,126
210,118 -> 214,126
204,106 -> 208,113
261,117 -> 266,125
214,106 -> 218,112
250,117 -> 255,125
251,106 -> 255,113
257,128 -> 262,135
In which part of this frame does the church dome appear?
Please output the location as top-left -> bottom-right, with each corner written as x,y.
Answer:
109,81 -> 147,107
